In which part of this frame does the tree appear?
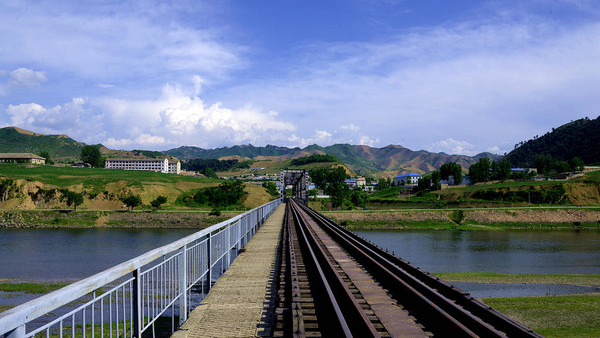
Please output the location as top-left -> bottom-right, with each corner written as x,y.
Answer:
38,151 -> 54,165
80,145 -> 103,168
430,170 -> 441,190
203,168 -> 218,179
63,190 -> 84,210
121,194 -> 142,211
262,181 -> 279,196
569,157 -> 584,172
150,196 -> 167,210
469,157 -> 491,183
440,162 -> 462,185
309,166 -> 351,208
350,188 -> 368,208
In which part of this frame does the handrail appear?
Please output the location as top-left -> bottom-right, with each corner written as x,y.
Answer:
0,199 -> 280,337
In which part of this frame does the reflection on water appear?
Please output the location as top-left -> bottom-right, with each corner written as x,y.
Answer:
452,282 -> 600,298
354,229 -> 600,274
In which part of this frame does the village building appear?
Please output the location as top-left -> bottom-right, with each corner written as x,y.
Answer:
0,153 -> 46,165
393,173 -> 422,185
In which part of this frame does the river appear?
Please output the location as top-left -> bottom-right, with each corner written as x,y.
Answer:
1,228 -> 600,299
353,229 -> 600,274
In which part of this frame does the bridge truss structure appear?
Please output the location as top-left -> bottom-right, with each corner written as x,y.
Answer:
280,169 -> 309,205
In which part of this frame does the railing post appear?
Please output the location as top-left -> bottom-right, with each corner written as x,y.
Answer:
132,269 -> 142,338
226,223 -> 231,267
178,245 -> 187,325
5,325 -> 25,338
206,232 -> 212,292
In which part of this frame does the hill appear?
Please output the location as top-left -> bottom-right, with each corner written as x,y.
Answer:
0,127 -> 177,163
504,116 -> 600,167
1,126 -> 498,176
166,143 -> 498,176
0,126 -> 84,161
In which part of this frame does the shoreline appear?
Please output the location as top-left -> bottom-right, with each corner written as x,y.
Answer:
1,207 -> 600,229
0,209 -> 242,228
323,207 -> 600,231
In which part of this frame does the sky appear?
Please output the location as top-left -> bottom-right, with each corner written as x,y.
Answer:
1,0 -> 600,156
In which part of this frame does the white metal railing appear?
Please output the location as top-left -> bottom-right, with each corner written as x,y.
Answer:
0,199 -> 281,338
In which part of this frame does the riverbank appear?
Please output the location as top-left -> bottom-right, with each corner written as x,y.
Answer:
484,293 -> 600,337
323,207 -> 600,230
0,209 -> 241,228
434,272 -> 600,287
435,272 -> 600,337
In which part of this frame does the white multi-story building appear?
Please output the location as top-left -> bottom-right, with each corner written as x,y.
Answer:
168,160 -> 181,174
105,158 -> 181,174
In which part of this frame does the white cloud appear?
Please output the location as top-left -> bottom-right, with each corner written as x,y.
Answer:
91,83 -> 297,149
135,134 -> 165,145
104,138 -> 133,148
6,97 -> 98,140
340,123 -> 360,132
8,68 -> 47,87
359,135 -> 380,146
0,2 -> 242,86
426,138 -> 477,156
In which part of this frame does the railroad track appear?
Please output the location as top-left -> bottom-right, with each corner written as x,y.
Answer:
273,199 -> 542,337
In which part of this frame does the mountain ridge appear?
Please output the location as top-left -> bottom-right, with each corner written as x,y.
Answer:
504,116 -> 600,167
0,126 -> 499,175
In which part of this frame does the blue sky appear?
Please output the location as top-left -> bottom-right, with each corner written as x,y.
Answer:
1,0 -> 600,155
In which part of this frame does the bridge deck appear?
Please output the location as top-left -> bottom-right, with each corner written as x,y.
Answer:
172,204 -> 285,338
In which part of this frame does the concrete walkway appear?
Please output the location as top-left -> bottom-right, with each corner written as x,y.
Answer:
172,204 -> 285,338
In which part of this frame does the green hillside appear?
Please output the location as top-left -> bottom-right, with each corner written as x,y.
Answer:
166,143 -> 496,175
165,144 -> 301,159
0,127 -> 83,161
505,116 -> 600,166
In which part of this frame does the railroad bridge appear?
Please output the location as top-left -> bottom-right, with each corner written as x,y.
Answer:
280,169 -> 309,205
0,200 -> 540,338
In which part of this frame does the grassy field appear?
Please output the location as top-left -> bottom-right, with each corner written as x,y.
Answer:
0,164 -> 220,190
0,164 -> 272,211
484,293 -> 600,337
435,272 -> 600,336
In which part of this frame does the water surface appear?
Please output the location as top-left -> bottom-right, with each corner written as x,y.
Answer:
0,228 -> 200,280
354,229 -> 600,274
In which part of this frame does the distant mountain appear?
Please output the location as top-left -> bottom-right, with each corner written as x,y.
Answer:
504,117 -> 600,167
1,126 -> 499,175
165,143 -> 498,175
166,144 -> 301,159
0,126 -> 84,161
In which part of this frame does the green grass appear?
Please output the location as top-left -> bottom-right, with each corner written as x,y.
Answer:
434,272 -> 600,286
0,305 -> 14,313
0,281 -> 70,293
484,293 -> 600,337
0,164 -> 219,192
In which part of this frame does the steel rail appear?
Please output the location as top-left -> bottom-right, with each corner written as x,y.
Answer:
297,201 -> 542,337
289,201 -> 382,337
288,202 -> 354,337
283,203 -> 305,337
